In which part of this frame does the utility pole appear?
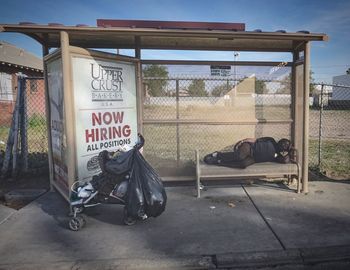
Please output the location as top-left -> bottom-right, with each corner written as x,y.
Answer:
234,52 -> 239,86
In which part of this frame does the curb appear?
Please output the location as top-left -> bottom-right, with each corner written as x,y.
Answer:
215,245 -> 350,269
0,256 -> 215,270
300,245 -> 350,264
1,246 -> 349,269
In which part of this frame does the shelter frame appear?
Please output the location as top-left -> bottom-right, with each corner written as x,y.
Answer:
0,22 -> 328,194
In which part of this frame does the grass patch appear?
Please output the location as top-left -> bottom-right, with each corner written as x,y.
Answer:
143,125 -> 349,179
319,140 -> 350,178
0,115 -> 47,153
28,114 -> 46,129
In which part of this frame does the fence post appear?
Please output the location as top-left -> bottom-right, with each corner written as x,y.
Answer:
317,83 -> 324,170
176,79 -> 180,167
11,76 -> 26,179
20,78 -> 28,173
1,81 -> 19,178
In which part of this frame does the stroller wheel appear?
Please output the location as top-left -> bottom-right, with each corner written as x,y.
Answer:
123,207 -> 136,226
69,216 -> 85,231
77,215 -> 86,227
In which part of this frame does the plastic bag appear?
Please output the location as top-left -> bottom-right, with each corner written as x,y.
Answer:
126,150 -> 167,219
104,149 -> 134,175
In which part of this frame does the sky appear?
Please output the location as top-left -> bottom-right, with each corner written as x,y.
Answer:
0,0 -> 349,83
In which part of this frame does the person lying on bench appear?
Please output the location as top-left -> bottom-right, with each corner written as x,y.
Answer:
204,137 -> 293,169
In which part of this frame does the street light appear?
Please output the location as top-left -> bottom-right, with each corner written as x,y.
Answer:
234,52 -> 239,86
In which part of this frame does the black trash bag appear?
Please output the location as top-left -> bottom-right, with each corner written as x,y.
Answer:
126,150 -> 167,219
126,153 -> 146,219
136,150 -> 167,217
104,149 -> 134,175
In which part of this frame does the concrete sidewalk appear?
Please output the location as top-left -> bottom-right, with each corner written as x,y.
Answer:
0,180 -> 350,269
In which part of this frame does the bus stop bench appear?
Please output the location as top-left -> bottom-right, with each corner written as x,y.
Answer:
195,150 -> 300,198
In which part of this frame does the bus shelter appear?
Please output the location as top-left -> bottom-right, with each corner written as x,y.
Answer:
0,20 -> 328,199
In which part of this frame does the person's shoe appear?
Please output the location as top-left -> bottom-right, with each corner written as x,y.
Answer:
204,153 -> 218,164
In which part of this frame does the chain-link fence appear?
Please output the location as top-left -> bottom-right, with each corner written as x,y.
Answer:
1,69 -> 349,180
0,76 -> 48,178
309,83 -> 350,179
142,64 -> 293,177
142,64 -> 349,179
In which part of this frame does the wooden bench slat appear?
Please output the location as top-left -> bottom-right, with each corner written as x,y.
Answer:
195,149 -> 300,198
200,162 -> 298,178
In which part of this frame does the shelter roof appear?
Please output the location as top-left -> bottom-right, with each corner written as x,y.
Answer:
0,20 -> 328,53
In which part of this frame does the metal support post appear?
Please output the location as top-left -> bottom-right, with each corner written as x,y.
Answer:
302,42 -> 310,194
176,79 -> 180,167
317,83 -> 324,170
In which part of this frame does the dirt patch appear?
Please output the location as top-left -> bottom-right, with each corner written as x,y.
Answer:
309,170 -> 350,182
0,176 -> 49,209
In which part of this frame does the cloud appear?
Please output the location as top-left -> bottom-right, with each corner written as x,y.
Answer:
302,1 -> 350,36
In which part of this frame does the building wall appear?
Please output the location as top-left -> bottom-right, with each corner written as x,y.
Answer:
25,79 -> 46,117
333,74 -> 350,101
0,65 -> 43,126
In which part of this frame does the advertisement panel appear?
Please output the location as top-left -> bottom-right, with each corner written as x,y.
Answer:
72,56 -> 138,181
47,57 -> 69,192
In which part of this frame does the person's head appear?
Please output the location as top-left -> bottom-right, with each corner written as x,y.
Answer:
277,138 -> 291,155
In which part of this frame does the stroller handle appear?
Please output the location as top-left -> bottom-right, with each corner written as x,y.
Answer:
135,133 -> 145,150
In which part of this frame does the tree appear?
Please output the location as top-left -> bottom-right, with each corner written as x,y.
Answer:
142,65 -> 169,97
255,79 -> 267,94
211,83 -> 232,97
188,79 -> 208,97
308,70 -> 317,96
276,71 -> 316,95
277,74 -> 291,94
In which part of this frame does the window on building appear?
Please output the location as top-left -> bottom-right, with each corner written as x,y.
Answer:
30,80 -> 38,94
0,72 -> 13,101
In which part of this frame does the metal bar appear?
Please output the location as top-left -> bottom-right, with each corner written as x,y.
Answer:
47,43 -> 296,53
291,51 -> 297,147
42,45 -> 55,191
60,31 -> 75,199
136,61 -> 143,135
135,36 -> 141,58
42,34 -> 50,53
143,119 -> 293,125
141,60 -> 293,67
302,42 -> 310,194
135,36 -> 143,135
19,76 -> 28,172
196,150 -> 201,198
143,77 -> 292,83
11,76 -> 23,179
143,76 -> 292,84
317,83 -> 324,170
311,82 -> 350,89
176,79 -> 180,167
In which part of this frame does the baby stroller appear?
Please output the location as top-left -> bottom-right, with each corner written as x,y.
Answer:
68,134 -> 167,231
